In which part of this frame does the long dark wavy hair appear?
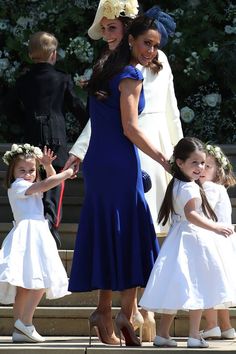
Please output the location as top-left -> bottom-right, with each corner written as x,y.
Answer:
158,137 -> 217,226
88,15 -> 163,97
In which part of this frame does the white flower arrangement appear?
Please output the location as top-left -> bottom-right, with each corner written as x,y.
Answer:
205,144 -> 231,170
74,68 -> 93,87
103,0 -> 138,20
66,36 -> 94,63
202,93 -> 221,107
2,143 -> 43,165
180,106 -> 195,123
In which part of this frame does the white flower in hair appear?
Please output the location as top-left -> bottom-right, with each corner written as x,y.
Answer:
23,143 -> 31,149
205,144 -> 232,171
11,144 -> 18,152
222,157 -> 228,168
33,147 -> 43,157
2,143 -> 43,165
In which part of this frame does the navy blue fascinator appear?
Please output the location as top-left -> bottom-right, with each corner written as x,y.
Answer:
145,6 -> 176,48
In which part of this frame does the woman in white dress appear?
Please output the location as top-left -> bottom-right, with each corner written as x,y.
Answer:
139,137 -> 236,348
0,144 -> 74,343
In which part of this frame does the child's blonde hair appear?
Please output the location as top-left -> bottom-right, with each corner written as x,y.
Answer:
206,144 -> 236,188
28,31 -> 58,62
3,144 -> 42,188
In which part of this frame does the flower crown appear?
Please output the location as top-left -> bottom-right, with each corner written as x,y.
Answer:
102,0 -> 139,20
2,143 -> 43,166
205,144 -> 232,170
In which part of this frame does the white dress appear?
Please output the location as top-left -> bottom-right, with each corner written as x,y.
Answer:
137,50 -> 183,232
139,179 -> 236,312
69,50 -> 183,233
0,178 -> 70,304
203,181 -> 236,291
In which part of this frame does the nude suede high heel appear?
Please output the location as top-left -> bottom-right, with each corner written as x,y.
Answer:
141,310 -> 156,342
132,310 -> 144,343
115,311 -> 141,346
88,310 -> 120,346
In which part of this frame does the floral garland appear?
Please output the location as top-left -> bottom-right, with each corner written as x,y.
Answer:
169,144 -> 232,173
205,144 -> 232,170
2,143 -> 43,165
102,0 -> 139,20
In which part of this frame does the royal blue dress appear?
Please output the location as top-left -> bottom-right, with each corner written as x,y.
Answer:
69,66 -> 159,292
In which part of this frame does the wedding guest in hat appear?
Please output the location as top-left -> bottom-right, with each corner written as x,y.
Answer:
64,1 -> 183,342
65,2 -> 183,234
67,8 -> 174,346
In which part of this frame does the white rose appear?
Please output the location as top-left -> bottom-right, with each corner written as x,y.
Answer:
203,93 -> 221,107
214,146 -> 221,152
33,147 -> 43,157
24,143 -> 31,149
221,157 -> 228,167
11,144 -> 19,152
180,106 -> 195,123
17,147 -> 23,153
225,25 -> 234,34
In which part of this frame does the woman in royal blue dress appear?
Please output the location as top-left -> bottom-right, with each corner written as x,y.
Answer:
69,13 -> 170,346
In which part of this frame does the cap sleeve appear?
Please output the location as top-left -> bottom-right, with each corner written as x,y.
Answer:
119,65 -> 143,82
10,178 -> 32,199
181,181 -> 201,208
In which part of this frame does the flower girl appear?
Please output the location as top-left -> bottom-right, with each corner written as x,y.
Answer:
139,137 -> 235,348
0,144 -> 74,343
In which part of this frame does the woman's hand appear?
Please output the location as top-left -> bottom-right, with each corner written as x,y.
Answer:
63,154 -> 81,178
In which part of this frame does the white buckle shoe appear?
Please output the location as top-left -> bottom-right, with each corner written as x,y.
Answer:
14,319 -> 45,342
153,335 -> 177,347
187,337 -> 209,348
221,328 -> 236,339
201,326 -> 221,339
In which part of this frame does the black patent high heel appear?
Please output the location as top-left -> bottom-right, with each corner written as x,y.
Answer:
88,310 -> 120,346
115,311 -> 141,346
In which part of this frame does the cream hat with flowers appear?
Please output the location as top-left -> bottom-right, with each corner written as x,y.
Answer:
88,0 -> 139,40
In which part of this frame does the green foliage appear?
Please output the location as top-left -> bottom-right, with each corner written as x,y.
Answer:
0,0 -> 235,143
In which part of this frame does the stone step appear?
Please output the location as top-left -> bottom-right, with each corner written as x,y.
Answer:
0,336 -> 235,354
1,306 -> 236,337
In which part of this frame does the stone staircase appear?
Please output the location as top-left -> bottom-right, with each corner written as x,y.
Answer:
0,143 -> 236,353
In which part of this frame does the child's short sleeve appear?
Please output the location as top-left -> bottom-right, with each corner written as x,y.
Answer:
10,178 -> 32,199
180,181 -> 201,208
